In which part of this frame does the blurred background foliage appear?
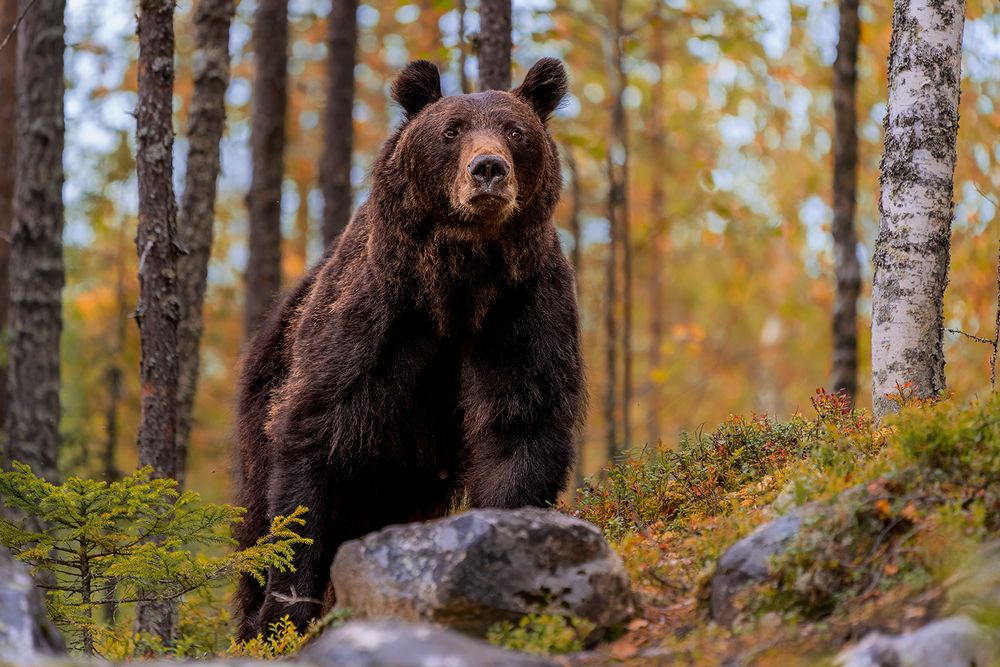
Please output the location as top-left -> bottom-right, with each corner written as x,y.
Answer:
58,0 -> 999,501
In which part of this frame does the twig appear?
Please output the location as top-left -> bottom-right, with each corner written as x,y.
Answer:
270,586 -> 323,607
0,0 -> 39,52
946,328 -> 994,345
992,237 -> 1000,391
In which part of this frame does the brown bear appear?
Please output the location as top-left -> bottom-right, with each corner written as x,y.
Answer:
233,58 -> 585,640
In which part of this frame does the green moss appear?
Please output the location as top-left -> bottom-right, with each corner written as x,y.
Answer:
486,613 -> 597,656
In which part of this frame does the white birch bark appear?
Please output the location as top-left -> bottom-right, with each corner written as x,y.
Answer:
871,0 -> 966,420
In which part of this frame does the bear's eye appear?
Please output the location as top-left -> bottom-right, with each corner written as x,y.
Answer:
444,128 -> 459,140
509,129 -> 523,141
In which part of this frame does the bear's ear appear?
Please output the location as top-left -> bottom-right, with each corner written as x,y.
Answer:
513,58 -> 568,122
391,60 -> 443,119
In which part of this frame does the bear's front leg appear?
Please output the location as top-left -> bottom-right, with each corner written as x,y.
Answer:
461,272 -> 585,508
256,443 -> 337,635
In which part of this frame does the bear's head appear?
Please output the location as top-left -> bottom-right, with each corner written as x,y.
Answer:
381,58 -> 568,238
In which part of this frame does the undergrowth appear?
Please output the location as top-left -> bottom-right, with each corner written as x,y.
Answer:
567,389 -> 1000,665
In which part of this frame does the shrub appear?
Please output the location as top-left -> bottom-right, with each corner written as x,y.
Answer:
486,614 -> 596,655
0,463 -> 311,657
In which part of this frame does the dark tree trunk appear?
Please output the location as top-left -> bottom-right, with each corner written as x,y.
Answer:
457,0 -> 470,94
477,0 -> 511,91
830,0 -> 861,403
103,223 -> 128,483
605,0 -> 629,459
6,0 -> 65,481
0,0 -> 15,432
245,0 -> 288,336
646,17 -> 666,445
320,0 -> 357,249
564,145 -> 585,492
175,0 -> 235,489
135,0 -> 179,640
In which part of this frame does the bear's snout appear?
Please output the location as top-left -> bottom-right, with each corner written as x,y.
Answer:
468,155 -> 510,189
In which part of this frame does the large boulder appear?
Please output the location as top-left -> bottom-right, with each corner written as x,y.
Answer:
836,616 -> 997,667
708,508 -> 807,626
298,620 -> 558,667
0,547 -> 65,663
331,508 -> 633,636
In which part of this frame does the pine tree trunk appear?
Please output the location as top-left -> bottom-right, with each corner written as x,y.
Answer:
477,0 -> 510,91
245,0 -> 288,336
0,0 -> 15,432
457,0 -> 470,94
646,17 -> 666,445
830,0 -> 861,403
320,0 -> 357,249
564,145 -> 585,492
175,0 -> 235,489
135,0 -> 180,640
605,0 -> 629,458
103,223 -> 128,484
871,0 -> 965,420
6,0 -> 65,481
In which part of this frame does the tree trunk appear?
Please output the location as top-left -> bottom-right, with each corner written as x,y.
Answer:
135,0 -> 180,640
564,145 -> 585,492
245,0 -> 288,336
457,0 -> 470,94
830,0 -> 861,403
0,0 -> 15,432
6,0 -> 65,482
605,0 -> 629,457
871,0 -> 965,420
320,0 -> 357,249
477,0 -> 510,91
103,222 -> 128,484
646,17 -> 666,445
175,0 -> 235,489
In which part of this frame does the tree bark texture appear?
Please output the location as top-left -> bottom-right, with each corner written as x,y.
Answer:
176,0 -> 235,489
477,0 -> 511,91
0,0 -> 16,432
320,0 -> 357,249
830,0 -> 861,403
564,144 -> 585,492
457,0 -> 470,94
245,0 -> 288,336
646,16 -> 666,445
6,0 -> 65,481
605,0 -> 630,456
135,0 -> 180,640
871,0 -> 965,420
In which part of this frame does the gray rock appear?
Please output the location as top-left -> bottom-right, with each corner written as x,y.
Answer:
0,547 -> 65,664
836,616 -> 997,667
331,508 -> 633,636
298,619 -> 558,667
708,508 -> 807,626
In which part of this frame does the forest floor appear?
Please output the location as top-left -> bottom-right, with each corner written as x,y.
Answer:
550,390 -> 1000,666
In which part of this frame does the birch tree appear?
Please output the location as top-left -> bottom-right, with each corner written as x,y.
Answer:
871,0 -> 966,419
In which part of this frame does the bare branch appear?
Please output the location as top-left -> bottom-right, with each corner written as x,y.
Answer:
0,0 -> 39,52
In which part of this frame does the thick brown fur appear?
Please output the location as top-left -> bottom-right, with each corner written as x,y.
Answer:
233,58 -> 585,639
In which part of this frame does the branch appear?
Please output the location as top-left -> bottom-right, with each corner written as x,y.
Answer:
0,0 -> 39,52
270,586 -> 323,607
946,328 -> 994,345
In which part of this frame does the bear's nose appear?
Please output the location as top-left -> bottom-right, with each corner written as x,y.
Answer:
468,155 -> 510,187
